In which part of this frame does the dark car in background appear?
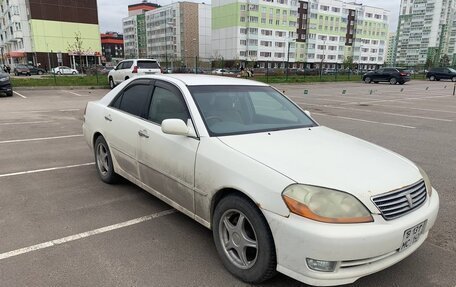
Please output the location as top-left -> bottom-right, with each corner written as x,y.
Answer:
27,65 -> 46,75
13,64 -> 31,76
363,68 -> 411,85
0,72 -> 12,97
426,67 -> 456,82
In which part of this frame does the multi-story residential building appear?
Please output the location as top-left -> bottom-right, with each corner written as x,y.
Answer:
123,1 -> 160,58
385,32 -> 397,66
101,32 -> 124,63
395,0 -> 456,67
123,1 -> 211,68
0,0 -> 101,70
212,0 -> 389,70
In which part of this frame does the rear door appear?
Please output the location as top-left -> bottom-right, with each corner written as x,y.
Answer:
138,80 -> 199,213
104,79 -> 153,179
137,60 -> 161,75
120,61 -> 134,82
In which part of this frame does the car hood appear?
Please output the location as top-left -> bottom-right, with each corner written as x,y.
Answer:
218,126 -> 422,198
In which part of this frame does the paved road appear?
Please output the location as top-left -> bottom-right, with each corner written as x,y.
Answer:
0,81 -> 454,286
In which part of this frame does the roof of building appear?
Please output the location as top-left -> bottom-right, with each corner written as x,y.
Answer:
128,2 -> 160,11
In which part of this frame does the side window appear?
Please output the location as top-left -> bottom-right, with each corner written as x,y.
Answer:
115,62 -> 123,70
122,61 -> 133,70
148,86 -> 189,124
116,84 -> 151,117
376,69 -> 384,73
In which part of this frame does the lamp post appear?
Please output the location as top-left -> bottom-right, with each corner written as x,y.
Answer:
320,39 -> 326,76
164,8 -> 174,72
286,39 -> 295,81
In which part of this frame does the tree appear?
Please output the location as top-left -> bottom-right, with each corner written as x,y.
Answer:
425,56 -> 434,69
343,56 -> 354,70
67,31 -> 90,73
439,54 -> 450,67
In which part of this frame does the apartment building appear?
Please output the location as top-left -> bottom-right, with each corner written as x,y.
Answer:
395,0 -> 456,66
123,1 -> 211,66
0,0 -> 101,69
212,0 -> 389,69
385,32 -> 396,66
101,32 -> 124,63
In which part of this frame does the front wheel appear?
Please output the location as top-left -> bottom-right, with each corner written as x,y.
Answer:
452,76 -> 456,82
57,71 -> 62,75
364,77 -> 371,84
6,91 -> 13,97
94,136 -> 119,184
429,75 -> 435,81
72,71 -> 76,75
389,77 -> 398,85
213,194 -> 277,284
38,71 -> 43,75
109,77 -> 116,89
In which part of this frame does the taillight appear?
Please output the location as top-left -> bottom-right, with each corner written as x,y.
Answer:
132,66 -> 138,73
400,72 -> 407,76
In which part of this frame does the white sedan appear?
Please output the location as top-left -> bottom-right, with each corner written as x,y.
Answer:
52,66 -> 78,75
82,75 -> 439,286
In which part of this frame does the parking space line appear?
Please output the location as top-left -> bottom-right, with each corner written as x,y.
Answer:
340,95 -> 454,106
0,134 -> 82,144
0,120 -> 53,126
13,91 -> 27,99
300,103 -> 453,122
67,91 -> 86,97
313,113 -> 416,129
0,209 -> 176,261
3,109 -> 81,114
0,162 -> 94,178
368,104 -> 456,114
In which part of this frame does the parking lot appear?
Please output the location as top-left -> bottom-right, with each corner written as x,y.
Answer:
0,80 -> 455,286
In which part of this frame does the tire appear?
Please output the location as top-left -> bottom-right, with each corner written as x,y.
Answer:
389,77 -> 397,85
94,136 -> 119,184
38,71 -> 43,75
374,81 -> 379,83
125,76 -> 130,81
109,77 -> 116,89
399,82 -> 405,85
57,71 -> 62,75
72,71 -> 76,75
429,75 -> 435,81
364,77 -> 371,84
452,76 -> 456,82
27,73 -> 31,76
6,91 -> 13,97
15,72 -> 19,76
213,194 -> 277,284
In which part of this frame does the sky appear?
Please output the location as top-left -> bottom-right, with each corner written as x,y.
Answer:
97,0 -> 400,33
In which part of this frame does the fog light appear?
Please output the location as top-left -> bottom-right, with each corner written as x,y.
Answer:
306,258 -> 337,272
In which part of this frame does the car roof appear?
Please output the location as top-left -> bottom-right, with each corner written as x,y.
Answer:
149,74 -> 268,86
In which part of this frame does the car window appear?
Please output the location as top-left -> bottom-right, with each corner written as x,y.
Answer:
137,61 -> 160,69
189,85 -> 316,136
384,68 -> 396,73
148,86 -> 189,124
121,61 -> 133,70
449,68 -> 456,73
116,84 -> 151,117
376,69 -> 384,73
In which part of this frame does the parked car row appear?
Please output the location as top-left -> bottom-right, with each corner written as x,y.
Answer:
13,64 -> 46,76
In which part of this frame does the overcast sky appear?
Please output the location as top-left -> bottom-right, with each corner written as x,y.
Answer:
97,0 -> 400,33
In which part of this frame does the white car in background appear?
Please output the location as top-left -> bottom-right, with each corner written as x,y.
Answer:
52,66 -> 78,75
108,59 -> 161,89
83,74 -> 439,286
211,68 -> 233,75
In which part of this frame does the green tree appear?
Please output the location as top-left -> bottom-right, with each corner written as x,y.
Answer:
425,56 -> 434,69
343,56 -> 354,70
439,54 -> 450,67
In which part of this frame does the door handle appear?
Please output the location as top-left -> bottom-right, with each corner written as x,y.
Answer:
104,115 -> 112,122
138,130 -> 149,138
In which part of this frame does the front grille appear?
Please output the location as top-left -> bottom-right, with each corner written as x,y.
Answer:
372,180 -> 427,220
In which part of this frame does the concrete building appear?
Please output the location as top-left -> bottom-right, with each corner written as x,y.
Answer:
123,1 -> 211,68
101,32 -> 124,64
395,0 -> 456,67
0,0 -> 102,70
212,0 -> 389,70
385,32 -> 396,66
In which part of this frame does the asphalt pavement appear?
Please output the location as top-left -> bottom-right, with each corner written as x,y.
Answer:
0,80 -> 454,287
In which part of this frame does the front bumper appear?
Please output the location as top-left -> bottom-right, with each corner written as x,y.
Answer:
0,82 -> 12,94
264,188 -> 439,286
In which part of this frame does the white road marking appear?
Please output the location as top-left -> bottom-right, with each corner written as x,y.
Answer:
13,91 -> 27,98
0,134 -> 83,144
0,209 -> 176,261
59,108 -> 80,112
368,104 -> 456,114
0,162 -> 95,178
340,95 -> 454,106
313,112 -> 416,129
3,109 -> 81,114
299,103 -> 453,122
67,91 -> 85,97
0,120 -> 53,126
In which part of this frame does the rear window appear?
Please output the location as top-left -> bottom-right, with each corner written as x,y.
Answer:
137,61 -> 160,69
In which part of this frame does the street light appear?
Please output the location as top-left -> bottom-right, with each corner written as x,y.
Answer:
320,39 -> 327,76
286,39 -> 295,81
164,8 -> 174,72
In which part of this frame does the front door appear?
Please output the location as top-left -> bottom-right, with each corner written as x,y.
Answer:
138,80 -> 199,213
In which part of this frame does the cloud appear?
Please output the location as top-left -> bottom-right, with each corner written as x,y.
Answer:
97,0 -> 400,33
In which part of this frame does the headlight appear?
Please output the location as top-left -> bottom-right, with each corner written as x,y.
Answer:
282,184 -> 373,223
0,77 -> 9,82
417,166 -> 432,197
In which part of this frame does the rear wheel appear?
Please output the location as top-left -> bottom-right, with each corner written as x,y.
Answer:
38,71 -> 43,75
213,194 -> 277,284
389,77 -> 397,85
429,75 -> 435,81
452,76 -> 456,82
57,71 -> 62,75
109,77 -> 116,89
364,77 -> 371,84
125,76 -> 130,81
94,136 -> 119,184
6,91 -> 13,97
72,71 -> 76,75
399,82 -> 405,85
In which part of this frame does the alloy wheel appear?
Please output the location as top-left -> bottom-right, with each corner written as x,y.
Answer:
96,143 -> 110,176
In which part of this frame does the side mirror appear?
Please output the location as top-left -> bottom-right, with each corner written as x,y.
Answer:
161,119 -> 189,136
304,110 -> 311,117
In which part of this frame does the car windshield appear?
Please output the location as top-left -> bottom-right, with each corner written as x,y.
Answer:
448,68 -> 456,73
137,61 -> 160,69
189,85 -> 317,136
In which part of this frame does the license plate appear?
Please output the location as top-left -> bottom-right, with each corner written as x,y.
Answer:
145,72 -> 155,74
400,220 -> 427,252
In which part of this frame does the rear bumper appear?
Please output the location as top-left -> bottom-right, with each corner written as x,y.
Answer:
264,188 -> 439,286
